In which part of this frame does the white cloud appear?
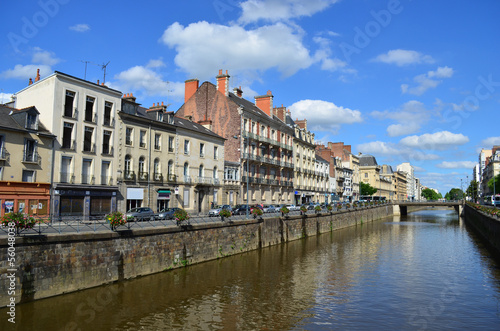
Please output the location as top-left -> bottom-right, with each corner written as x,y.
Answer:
0,92 -> 14,104
401,66 -> 454,96
146,59 -> 166,68
357,141 -> 400,155
399,131 -> 469,150
113,66 -> 183,99
481,136 -> 500,147
436,161 -> 477,169
371,100 -> 430,137
69,24 -> 90,32
160,21 -> 314,79
32,47 -> 60,66
0,64 -> 52,80
238,0 -> 339,24
373,49 -> 434,66
288,99 -> 362,132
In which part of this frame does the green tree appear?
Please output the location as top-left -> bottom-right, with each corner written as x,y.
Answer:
360,182 -> 377,196
422,188 -> 440,201
466,180 -> 479,202
487,174 -> 500,194
446,188 -> 464,200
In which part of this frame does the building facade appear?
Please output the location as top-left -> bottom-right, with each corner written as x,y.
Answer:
0,105 -> 55,217
14,71 -> 121,219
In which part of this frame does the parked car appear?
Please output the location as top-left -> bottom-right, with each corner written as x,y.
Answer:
263,205 -> 277,213
157,207 -> 182,220
233,204 -> 251,215
208,205 -> 231,217
125,207 -> 155,221
285,204 -> 300,211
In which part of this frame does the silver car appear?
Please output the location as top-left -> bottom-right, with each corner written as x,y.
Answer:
125,207 -> 155,221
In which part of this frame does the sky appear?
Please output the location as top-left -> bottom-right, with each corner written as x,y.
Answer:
1,0 -> 499,195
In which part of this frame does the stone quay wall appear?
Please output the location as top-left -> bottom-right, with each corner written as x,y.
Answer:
463,204 -> 500,256
0,205 -> 394,307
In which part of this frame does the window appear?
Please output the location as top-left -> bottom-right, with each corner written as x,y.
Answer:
26,113 -> 37,130
60,156 -> 72,183
62,122 -> 73,149
199,164 -> 204,177
124,155 -> 132,177
154,133 -> 161,150
22,170 -> 35,182
154,158 -> 160,179
23,139 -> 37,162
104,102 -> 112,126
125,127 -> 133,145
214,146 -> 218,160
85,96 -> 95,122
101,161 -> 110,185
365,173 -> 368,178
138,157 -> 145,175
183,162 -> 189,176
168,136 -> 174,152
167,160 -> 174,178
83,127 -> 94,152
184,140 -> 190,154
82,159 -> 92,184
64,90 -> 76,117
213,166 -> 218,179
200,143 -> 205,157
261,125 -> 265,137
102,130 -> 111,155
139,130 -> 146,148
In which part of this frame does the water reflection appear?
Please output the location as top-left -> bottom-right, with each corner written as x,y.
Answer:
2,209 -> 500,330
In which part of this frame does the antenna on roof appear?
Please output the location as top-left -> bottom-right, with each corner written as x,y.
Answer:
80,60 -> 92,80
101,61 -> 110,84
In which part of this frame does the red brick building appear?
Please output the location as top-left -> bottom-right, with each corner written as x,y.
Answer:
176,70 -> 295,206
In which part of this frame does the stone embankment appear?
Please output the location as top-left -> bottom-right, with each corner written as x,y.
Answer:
0,205 -> 394,307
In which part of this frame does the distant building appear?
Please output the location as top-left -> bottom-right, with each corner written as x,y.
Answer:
397,162 -> 415,201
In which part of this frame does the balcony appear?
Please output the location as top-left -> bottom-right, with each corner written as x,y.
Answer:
102,146 -> 114,156
166,174 -> 177,182
60,172 -> 74,184
22,151 -> 41,165
83,143 -> 96,154
101,175 -> 113,185
183,175 -> 192,184
138,172 -> 148,181
196,176 -> 213,185
0,147 -> 9,162
63,107 -> 78,119
124,171 -> 136,181
153,173 -> 163,182
81,175 -> 95,185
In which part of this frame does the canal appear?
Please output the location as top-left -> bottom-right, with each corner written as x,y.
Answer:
2,208 -> 500,330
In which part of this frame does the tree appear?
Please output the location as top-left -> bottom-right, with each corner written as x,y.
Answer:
466,180 -> 479,202
422,188 -> 440,201
487,174 -> 500,194
446,188 -> 464,200
360,182 -> 377,196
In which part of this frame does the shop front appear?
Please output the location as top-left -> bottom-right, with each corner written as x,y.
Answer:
0,182 -> 51,218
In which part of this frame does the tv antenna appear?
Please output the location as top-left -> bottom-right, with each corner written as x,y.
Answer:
80,60 -> 92,80
101,61 -> 110,84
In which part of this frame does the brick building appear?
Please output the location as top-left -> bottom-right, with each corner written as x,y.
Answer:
176,70 -> 295,206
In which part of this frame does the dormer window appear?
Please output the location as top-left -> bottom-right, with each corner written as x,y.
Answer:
157,112 -> 163,122
26,113 -> 38,130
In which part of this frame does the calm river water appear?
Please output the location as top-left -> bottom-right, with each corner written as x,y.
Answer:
3,209 -> 500,330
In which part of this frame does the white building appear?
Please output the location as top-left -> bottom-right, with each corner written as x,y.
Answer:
14,70 -> 122,219
397,162 -> 415,201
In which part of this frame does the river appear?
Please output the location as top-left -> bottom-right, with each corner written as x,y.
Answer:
2,208 -> 500,330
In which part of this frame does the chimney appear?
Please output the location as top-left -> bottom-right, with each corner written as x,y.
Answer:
273,105 -> 286,122
35,69 -> 40,82
122,93 -> 137,103
184,78 -> 199,103
295,119 -> 307,130
28,78 -> 33,85
216,69 -> 230,96
255,90 -> 273,117
233,86 -> 243,97
148,101 -> 167,112
198,119 -> 213,130
97,79 -> 100,85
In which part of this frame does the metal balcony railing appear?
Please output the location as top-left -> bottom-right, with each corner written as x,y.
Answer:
124,171 -> 136,181
22,150 -> 41,164
153,173 -> 163,182
138,172 -> 148,181
60,172 -> 74,183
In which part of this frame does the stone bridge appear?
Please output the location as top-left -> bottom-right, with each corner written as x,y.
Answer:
393,201 -> 464,216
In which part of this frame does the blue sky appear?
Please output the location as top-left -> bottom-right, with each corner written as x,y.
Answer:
1,0 -> 499,194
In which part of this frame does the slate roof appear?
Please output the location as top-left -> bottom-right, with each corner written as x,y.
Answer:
0,104 -> 54,137
358,154 -> 378,166
173,116 -> 225,140
315,154 -> 329,164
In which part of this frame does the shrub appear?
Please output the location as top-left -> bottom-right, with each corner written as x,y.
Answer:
106,211 -> 126,230
174,209 -> 190,225
1,212 -> 40,234
219,208 -> 232,218
251,207 -> 263,216
280,206 -> 290,214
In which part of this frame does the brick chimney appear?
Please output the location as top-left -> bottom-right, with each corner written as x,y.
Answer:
273,105 -> 286,122
216,69 -> 230,96
198,119 -> 212,130
255,90 -> 273,117
28,78 -> 33,85
34,69 -> 40,82
295,118 -> 307,130
233,86 -> 243,97
185,78 -> 199,103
